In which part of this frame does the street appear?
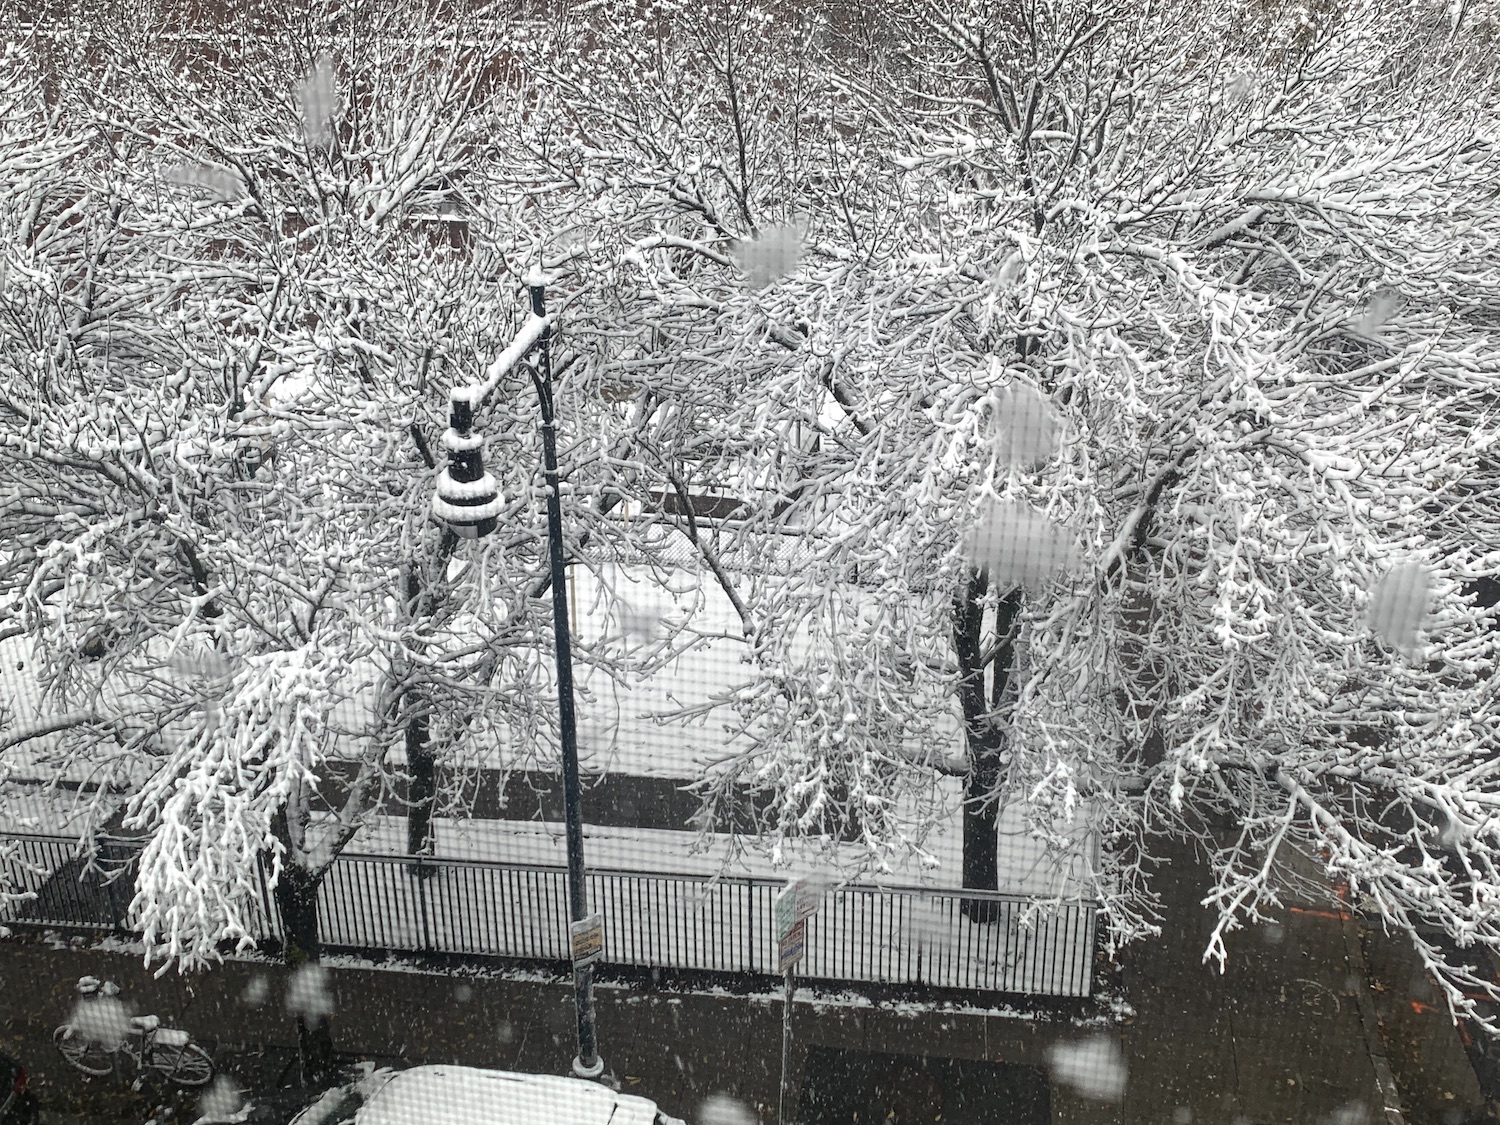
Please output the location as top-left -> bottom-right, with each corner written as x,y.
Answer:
3,832 -> 1483,1125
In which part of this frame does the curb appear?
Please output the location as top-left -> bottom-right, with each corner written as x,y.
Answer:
1337,907 -> 1406,1125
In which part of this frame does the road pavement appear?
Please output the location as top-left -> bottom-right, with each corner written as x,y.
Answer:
3,835 -> 1473,1125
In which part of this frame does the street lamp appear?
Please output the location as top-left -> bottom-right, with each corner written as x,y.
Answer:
431,270 -> 604,1080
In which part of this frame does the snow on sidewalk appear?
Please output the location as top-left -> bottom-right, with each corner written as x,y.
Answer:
341,789 -> 1096,899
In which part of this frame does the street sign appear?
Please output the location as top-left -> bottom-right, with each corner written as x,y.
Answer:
774,878 -> 830,1125
774,888 -> 799,943
775,876 -> 827,941
796,882 -> 822,919
570,912 -> 604,967
777,917 -> 806,973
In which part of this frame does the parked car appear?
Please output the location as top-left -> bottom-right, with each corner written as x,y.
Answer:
287,1065 -> 684,1125
0,1054 -> 39,1125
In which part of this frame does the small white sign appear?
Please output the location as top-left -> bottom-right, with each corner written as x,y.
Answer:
775,876 -> 829,941
570,913 -> 604,967
777,918 -> 807,974
792,879 -> 826,920
774,889 -> 799,943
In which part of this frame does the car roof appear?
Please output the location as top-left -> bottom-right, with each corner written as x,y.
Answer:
357,1066 -> 661,1125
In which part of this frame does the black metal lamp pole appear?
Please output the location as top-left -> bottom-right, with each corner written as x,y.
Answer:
527,283 -> 603,1079
432,277 -> 602,1079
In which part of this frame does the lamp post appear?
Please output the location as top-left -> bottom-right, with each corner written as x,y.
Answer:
431,272 -> 604,1080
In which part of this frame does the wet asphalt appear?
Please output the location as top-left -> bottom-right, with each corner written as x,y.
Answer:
2,832 -> 1485,1125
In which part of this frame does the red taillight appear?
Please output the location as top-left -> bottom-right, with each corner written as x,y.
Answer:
11,1066 -> 26,1094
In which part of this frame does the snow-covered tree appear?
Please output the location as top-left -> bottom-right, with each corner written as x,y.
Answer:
0,0 -> 619,1077
487,0 -> 1500,1021
6,0 -> 1500,1039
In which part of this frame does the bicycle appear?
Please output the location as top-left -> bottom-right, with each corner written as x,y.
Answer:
53,976 -> 214,1089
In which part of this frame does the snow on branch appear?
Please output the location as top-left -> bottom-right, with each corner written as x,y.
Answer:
127,645 -> 340,972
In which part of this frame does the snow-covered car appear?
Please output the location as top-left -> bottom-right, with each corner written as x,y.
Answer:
287,1065 -> 685,1125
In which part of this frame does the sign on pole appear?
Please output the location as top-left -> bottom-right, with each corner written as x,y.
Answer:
777,918 -> 807,974
774,876 -> 828,975
775,888 -> 800,943
776,877 -> 831,1125
794,879 -> 826,920
775,877 -> 826,938
570,912 -> 604,968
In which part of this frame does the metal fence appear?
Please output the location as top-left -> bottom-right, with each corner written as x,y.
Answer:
2,834 -> 1097,999
1,832 -> 137,931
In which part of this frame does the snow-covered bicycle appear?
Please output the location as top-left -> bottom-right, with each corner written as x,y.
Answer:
53,976 -> 214,1088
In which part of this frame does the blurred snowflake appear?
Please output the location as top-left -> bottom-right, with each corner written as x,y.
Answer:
965,499 -> 1080,591
297,54 -> 337,149
1368,562 -> 1430,655
901,899 -> 947,950
733,225 -> 803,289
1355,288 -> 1403,338
1224,72 -> 1255,103
1322,1102 -> 1370,1125
699,1092 -> 757,1125
166,163 -> 244,201
285,963 -> 335,1022
194,1075 -> 247,1124
240,974 -> 269,1008
1048,1034 -> 1127,1102
69,994 -> 130,1049
991,382 -> 1060,469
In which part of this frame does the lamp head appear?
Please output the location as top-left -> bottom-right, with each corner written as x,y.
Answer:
433,407 -> 502,537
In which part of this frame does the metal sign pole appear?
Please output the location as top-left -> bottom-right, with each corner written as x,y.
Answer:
775,877 -> 826,1125
780,966 -> 794,1125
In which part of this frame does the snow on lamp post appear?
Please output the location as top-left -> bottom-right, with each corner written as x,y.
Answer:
430,392 -> 504,538
431,271 -> 604,1080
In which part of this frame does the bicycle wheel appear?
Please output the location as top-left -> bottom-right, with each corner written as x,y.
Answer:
146,1042 -> 214,1087
53,1025 -> 114,1077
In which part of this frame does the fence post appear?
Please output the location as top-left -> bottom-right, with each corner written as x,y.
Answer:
746,880 -> 754,975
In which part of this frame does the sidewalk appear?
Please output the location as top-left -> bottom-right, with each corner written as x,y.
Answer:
0,835 -> 1447,1125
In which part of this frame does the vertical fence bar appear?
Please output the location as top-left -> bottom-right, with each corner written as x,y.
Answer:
743,878 -> 752,974
340,859 -> 362,948
554,866 -> 569,960
503,867 -> 520,957
317,863 -> 339,948
492,866 -> 506,956
691,875 -> 703,971
1046,910 -> 1062,995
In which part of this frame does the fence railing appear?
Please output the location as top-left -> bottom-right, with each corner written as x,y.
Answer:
2,834 -> 1098,998
1,832 -> 137,932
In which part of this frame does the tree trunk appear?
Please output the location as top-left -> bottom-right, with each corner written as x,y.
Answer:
273,862 -> 335,1085
953,568 -> 1023,923
404,703 -> 435,873
403,566 -> 436,878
